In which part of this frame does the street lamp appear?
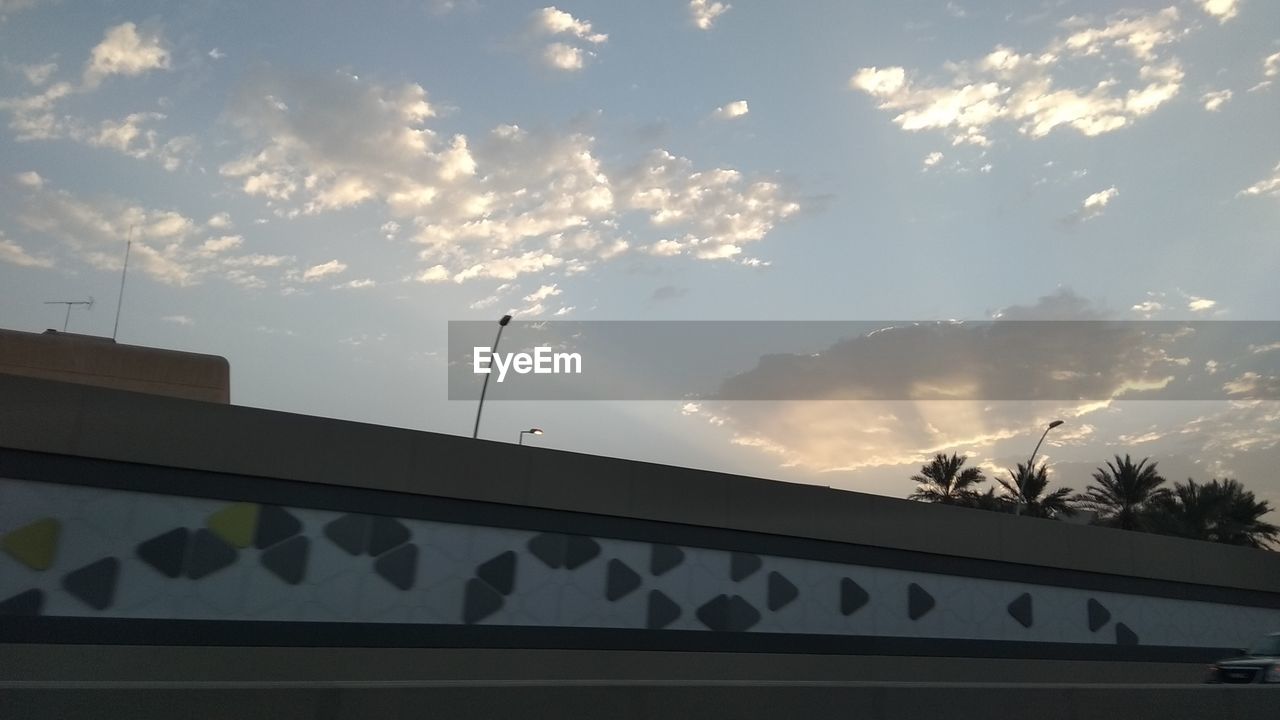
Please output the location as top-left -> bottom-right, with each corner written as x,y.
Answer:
1015,420 -> 1064,516
519,428 -> 544,445
472,314 -> 512,440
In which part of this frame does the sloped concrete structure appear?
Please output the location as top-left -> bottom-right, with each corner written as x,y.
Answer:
2,374 -> 1279,717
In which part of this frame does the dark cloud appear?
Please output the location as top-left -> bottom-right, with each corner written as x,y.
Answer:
650,284 -> 688,302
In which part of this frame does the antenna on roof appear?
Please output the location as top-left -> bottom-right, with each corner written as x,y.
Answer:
112,227 -> 133,340
44,297 -> 94,333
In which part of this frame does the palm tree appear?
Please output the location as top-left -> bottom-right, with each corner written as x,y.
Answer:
1077,454 -> 1169,530
1214,480 -> 1280,548
909,453 -> 985,505
1147,479 -> 1215,540
965,486 -> 1013,513
1153,479 -> 1279,549
996,462 -> 1076,519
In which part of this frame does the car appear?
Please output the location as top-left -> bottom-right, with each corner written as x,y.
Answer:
1206,633 -> 1280,684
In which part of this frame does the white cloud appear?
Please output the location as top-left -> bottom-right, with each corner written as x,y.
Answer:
922,151 -> 944,170
524,283 -> 561,302
1,85 -> 192,169
713,100 -> 749,120
15,180 -> 301,287
301,259 -> 348,281
0,80 -> 74,140
690,0 -> 731,30
83,22 -> 170,87
14,170 -> 43,188
334,278 -> 376,289
1197,0 -> 1239,23
1187,296 -> 1217,312
206,212 -> 233,229
1238,161 -> 1280,198
0,0 -> 47,17
534,7 -> 604,71
208,48 -> 226,60
162,314 -> 194,326
74,111 -> 195,170
851,8 -> 1191,146
1132,300 -> 1164,318
18,61 -> 57,86
618,150 -> 799,261
1077,186 -> 1118,220
1266,52 -> 1280,78
415,265 -> 450,283
1201,89 -> 1232,111
220,71 -> 796,284
554,305 -> 575,316
535,7 -> 607,43
543,42 -> 586,71
196,235 -> 243,257
0,232 -> 53,268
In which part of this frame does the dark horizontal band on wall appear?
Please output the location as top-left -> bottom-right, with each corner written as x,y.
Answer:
0,616 -> 1237,664
3,448 -> 1279,611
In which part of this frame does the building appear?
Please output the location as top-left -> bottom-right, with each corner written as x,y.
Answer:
0,327 -> 229,404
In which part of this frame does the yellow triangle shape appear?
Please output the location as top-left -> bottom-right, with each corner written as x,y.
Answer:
206,502 -> 260,548
2,517 -> 60,570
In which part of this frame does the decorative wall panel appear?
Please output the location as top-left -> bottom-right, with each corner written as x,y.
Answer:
3,476 -> 1277,653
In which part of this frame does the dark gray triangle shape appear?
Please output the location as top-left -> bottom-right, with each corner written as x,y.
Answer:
1087,598 -> 1111,632
254,506 -> 302,550
260,536 -> 309,585
564,536 -> 601,570
476,550 -> 517,595
767,571 -> 799,611
1115,622 -> 1139,646
0,589 -> 44,616
374,543 -> 418,590
61,557 -> 119,610
136,528 -> 189,578
730,552 -> 762,582
323,514 -> 371,556
605,559 -> 642,601
696,594 -> 732,631
727,595 -> 761,631
463,577 -> 504,623
186,528 -> 238,580
650,544 -> 685,576
368,517 -> 411,557
528,533 -> 567,569
907,583 -> 935,620
647,589 -> 681,629
1008,593 -> 1033,628
841,577 -> 869,616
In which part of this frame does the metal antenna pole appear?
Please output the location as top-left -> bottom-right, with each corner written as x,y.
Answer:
112,229 -> 133,340
43,299 -> 94,332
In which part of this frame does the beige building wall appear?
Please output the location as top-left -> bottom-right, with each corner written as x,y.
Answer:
0,328 -> 229,404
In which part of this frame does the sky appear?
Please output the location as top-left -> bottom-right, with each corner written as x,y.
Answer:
2,0 -> 1279,514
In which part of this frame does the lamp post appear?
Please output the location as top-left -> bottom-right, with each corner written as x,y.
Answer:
519,428 -> 544,446
472,314 -> 512,440
1015,419 -> 1064,516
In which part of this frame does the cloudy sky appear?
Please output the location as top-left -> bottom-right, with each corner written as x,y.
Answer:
2,1 -> 1278,513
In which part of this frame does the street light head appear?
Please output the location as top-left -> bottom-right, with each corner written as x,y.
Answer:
499,314 -> 512,326
1048,420 -> 1065,429
529,428 -> 543,435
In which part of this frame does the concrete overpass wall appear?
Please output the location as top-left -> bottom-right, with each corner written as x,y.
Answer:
2,374 -> 1278,682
